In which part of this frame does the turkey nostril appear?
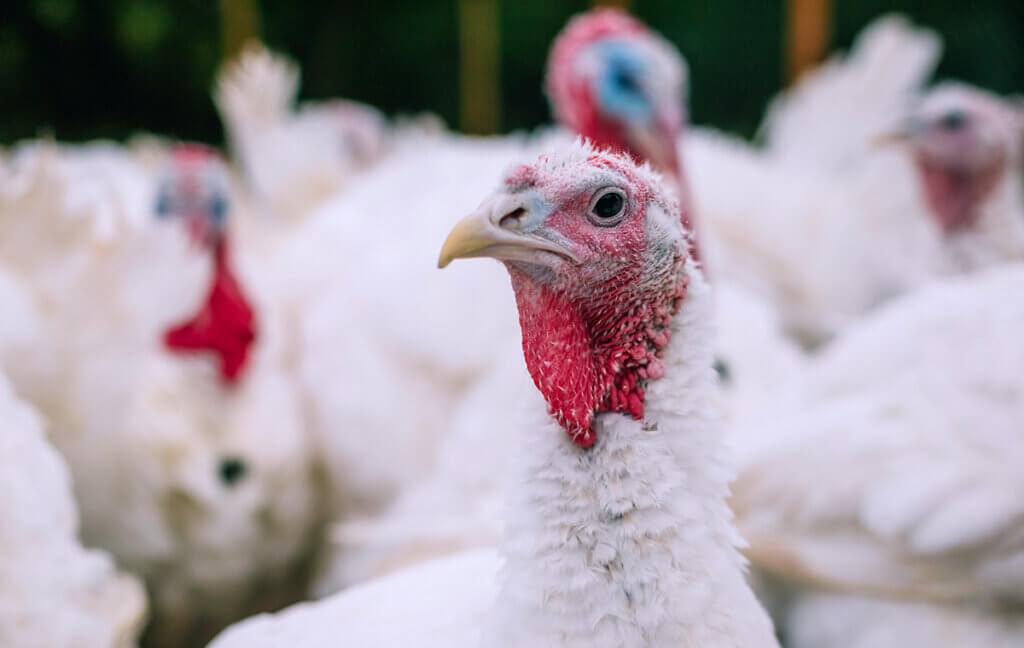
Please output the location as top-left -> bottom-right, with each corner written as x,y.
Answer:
218,457 -> 247,487
499,208 -> 527,230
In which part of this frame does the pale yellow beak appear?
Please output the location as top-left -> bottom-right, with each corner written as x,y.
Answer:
869,130 -> 911,150
437,196 -> 576,269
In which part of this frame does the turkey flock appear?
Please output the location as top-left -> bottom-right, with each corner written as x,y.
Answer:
1,8 -> 1022,648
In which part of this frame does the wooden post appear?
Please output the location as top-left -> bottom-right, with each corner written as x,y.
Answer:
786,0 -> 831,83
458,0 -> 501,135
220,0 -> 261,61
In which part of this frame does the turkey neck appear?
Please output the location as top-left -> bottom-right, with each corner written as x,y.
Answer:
486,265 -> 750,647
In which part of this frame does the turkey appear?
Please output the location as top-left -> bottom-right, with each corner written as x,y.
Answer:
731,263 -> 1024,647
874,81 -> 1024,268
214,41 -> 390,223
759,14 -> 942,173
282,123 -> 571,527
0,139 -> 161,414
211,140 -> 779,648
3,141 -> 324,647
317,8 -> 802,590
0,369 -> 147,648
692,31 -> 1023,343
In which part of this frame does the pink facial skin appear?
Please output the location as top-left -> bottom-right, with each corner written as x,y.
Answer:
500,149 -> 688,447
913,149 -> 1007,233
902,85 -> 1020,234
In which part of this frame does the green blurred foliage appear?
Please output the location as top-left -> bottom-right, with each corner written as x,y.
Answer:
1,0 -> 1020,145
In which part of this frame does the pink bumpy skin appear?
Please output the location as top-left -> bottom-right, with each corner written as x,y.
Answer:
446,142 -> 692,447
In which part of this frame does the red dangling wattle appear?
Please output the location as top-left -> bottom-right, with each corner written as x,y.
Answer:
163,238 -> 257,384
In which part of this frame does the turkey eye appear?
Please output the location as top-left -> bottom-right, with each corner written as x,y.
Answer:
218,457 -> 247,487
210,194 -> 228,224
939,110 -> 967,131
588,188 -> 627,226
612,68 -> 639,93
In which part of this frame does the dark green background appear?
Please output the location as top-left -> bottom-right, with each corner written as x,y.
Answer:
2,1 -> 1021,145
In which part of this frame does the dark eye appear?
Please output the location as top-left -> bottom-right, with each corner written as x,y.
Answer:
155,193 -> 172,218
939,110 -> 968,131
612,67 -> 640,93
155,185 -> 174,219
218,457 -> 247,487
588,187 -> 627,226
713,358 -> 731,385
209,194 -> 228,225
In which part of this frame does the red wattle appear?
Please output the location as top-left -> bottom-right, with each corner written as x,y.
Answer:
509,258 -> 686,448
163,238 -> 257,385
915,154 -> 1005,234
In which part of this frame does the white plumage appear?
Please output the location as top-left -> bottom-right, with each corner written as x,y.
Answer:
0,370 -> 147,648
693,79 -> 1023,345
785,594 -> 1024,648
760,14 -> 941,173
1,142 -> 325,646
731,263 -> 1024,646
692,14 -> 1024,344
215,549 -> 499,648
317,279 -> 805,593
283,128 -> 571,519
214,42 -> 391,223
217,269 -> 776,647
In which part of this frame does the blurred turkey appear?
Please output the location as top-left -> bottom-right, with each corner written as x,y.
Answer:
211,141 -> 778,648
286,127 -> 566,519
693,15 -> 1024,344
316,8 -> 803,592
0,139 -> 158,405
0,369 -> 147,648
2,142 -> 324,647
731,263 -> 1024,647
214,41 -> 391,223
877,82 -> 1024,266
760,14 -> 941,172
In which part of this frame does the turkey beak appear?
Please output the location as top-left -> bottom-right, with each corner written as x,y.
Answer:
438,195 -> 577,269
869,130 -> 911,150
870,117 -> 926,150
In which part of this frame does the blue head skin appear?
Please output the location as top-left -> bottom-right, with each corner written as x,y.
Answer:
154,156 -> 231,246
586,37 -> 700,258
596,41 -> 657,127
582,37 -> 686,182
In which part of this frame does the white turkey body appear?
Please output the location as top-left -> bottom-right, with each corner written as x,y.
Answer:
731,263 -> 1024,646
316,276 -> 803,592
215,42 -> 391,224
696,16 -> 1024,344
760,14 -> 941,173
284,128 -> 572,518
213,262 -> 778,648
0,370 -> 147,648
1,140 -> 325,647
